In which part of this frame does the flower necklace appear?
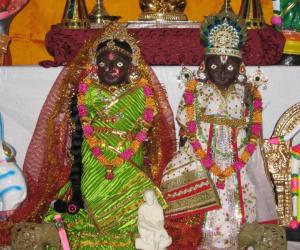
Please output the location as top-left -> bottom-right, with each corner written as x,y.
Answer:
183,79 -> 263,189
77,66 -> 156,180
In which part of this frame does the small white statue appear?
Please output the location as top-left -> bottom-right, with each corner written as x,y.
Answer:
135,189 -> 172,250
0,114 -> 27,211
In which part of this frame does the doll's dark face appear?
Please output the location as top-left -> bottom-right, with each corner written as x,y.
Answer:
205,55 -> 242,90
96,50 -> 132,85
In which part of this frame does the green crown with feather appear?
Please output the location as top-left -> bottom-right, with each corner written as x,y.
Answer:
201,12 -> 246,58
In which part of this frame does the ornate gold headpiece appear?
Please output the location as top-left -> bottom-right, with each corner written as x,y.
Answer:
96,40 -> 133,59
90,23 -> 141,66
201,12 -> 246,58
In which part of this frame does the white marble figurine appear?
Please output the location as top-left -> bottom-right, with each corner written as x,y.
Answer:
0,113 -> 27,211
135,189 -> 172,250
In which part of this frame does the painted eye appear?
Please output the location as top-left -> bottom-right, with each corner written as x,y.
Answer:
117,61 -> 124,68
227,65 -> 234,71
98,62 -> 105,67
210,64 -> 217,70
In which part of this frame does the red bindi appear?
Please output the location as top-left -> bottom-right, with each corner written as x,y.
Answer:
108,52 -> 115,60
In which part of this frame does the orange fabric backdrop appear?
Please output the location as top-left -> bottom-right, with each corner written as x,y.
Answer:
9,0 -> 273,65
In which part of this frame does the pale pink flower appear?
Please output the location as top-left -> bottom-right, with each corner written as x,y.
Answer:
92,147 -> 101,157
144,109 -> 154,123
187,121 -> 197,133
83,125 -> 93,137
78,83 -> 88,94
78,105 -> 88,117
136,131 -> 147,142
184,91 -> 194,105
120,149 -> 134,160
144,86 -> 153,97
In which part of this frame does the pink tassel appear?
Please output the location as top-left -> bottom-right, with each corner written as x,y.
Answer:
54,214 -> 71,250
290,218 -> 299,230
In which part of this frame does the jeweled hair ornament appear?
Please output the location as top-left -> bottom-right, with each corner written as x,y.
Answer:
90,23 -> 141,66
96,40 -> 133,59
201,12 -> 247,58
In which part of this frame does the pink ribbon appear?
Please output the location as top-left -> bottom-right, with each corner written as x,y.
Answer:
54,214 -> 70,250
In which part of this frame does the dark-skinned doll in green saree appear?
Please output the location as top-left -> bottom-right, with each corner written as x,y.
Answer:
39,23 -> 177,249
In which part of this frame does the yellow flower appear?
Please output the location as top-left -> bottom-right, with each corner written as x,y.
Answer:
87,137 -> 98,148
97,155 -> 109,165
224,167 -> 234,177
241,151 -> 251,162
196,148 -> 206,158
186,106 -> 194,119
186,80 -> 197,91
77,95 -> 85,105
84,78 -> 92,85
253,112 -> 262,123
131,140 -> 141,152
252,87 -> 261,99
138,78 -> 148,86
211,164 -> 221,176
111,157 -> 123,167
145,97 -> 156,108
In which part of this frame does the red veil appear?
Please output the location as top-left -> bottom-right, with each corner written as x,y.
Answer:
0,28 -> 176,245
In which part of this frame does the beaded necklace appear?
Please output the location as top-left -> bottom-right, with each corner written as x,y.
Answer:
77,66 -> 156,180
183,79 -> 262,189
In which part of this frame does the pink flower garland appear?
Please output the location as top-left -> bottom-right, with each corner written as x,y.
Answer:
183,80 -> 262,189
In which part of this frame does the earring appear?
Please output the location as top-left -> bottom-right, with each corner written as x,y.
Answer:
177,66 -> 194,89
197,61 -> 207,81
248,67 -> 268,90
90,64 -> 99,81
237,63 -> 246,83
128,67 -> 140,84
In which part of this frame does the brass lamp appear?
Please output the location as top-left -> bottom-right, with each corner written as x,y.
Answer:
239,0 -> 265,29
61,0 -> 90,29
89,0 -> 121,25
139,0 -> 188,21
220,0 -> 234,14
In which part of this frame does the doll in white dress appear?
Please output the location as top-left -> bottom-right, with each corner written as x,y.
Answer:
161,11 -> 278,250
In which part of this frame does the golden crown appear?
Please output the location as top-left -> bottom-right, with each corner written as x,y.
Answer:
201,12 -> 246,58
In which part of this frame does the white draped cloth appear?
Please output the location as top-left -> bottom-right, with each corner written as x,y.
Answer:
164,82 -> 277,250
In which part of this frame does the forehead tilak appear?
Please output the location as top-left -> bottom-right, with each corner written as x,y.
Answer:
108,51 -> 115,60
220,55 -> 228,64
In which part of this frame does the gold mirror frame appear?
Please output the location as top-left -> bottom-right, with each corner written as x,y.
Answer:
263,102 -> 300,226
